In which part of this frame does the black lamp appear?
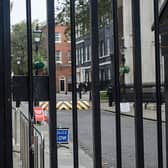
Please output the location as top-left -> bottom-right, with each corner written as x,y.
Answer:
33,24 -> 42,54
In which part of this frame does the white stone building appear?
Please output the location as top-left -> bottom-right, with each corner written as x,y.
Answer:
123,0 -> 165,84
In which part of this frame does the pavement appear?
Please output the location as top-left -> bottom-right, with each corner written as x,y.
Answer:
101,102 -> 166,121
35,123 -> 93,168
56,92 -> 90,101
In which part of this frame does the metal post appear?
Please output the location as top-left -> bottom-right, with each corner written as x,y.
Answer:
90,0 -> 102,167
0,0 -> 13,167
47,0 -> 57,167
34,135 -> 38,168
14,108 -> 19,145
35,40 -> 38,76
132,0 -> 144,168
164,57 -> 168,168
26,0 -> 34,167
111,0 -> 122,167
153,0 -> 163,167
35,42 -> 39,106
40,138 -> 45,168
35,43 -> 38,76
70,0 -> 79,167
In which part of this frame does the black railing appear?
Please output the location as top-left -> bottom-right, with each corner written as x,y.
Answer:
0,0 -> 167,168
19,110 -> 45,168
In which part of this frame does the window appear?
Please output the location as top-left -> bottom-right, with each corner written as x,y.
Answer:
85,46 -> 90,61
76,49 -> 79,65
89,45 -> 91,60
87,46 -> 90,61
55,51 -> 62,63
55,32 -> 61,43
81,47 -> 83,64
68,76 -> 72,83
100,40 -> 105,57
107,39 -> 110,55
85,46 -> 88,62
78,48 -> 81,65
67,51 -> 71,63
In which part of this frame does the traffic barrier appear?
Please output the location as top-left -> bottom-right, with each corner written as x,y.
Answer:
39,101 -> 90,111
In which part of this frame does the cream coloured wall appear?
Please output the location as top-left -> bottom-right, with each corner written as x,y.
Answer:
123,0 -> 156,84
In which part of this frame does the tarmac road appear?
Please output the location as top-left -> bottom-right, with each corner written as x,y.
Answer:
57,109 -> 166,168
18,101 -> 166,168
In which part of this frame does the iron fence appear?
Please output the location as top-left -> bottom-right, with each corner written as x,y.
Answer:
19,110 -> 45,168
0,0 -> 167,168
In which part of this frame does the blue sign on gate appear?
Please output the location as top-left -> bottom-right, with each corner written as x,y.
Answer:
56,128 -> 69,144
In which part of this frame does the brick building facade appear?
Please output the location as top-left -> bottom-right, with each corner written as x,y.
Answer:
54,25 -> 71,93
42,24 -> 71,93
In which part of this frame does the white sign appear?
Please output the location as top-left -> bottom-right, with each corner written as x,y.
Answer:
120,103 -> 130,113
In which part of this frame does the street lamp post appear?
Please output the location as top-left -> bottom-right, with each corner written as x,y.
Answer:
16,56 -> 21,75
33,24 -> 42,106
33,24 -> 42,75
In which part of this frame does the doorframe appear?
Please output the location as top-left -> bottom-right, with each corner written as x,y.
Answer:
59,76 -> 66,92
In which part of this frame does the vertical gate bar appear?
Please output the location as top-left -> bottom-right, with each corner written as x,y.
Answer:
34,135 -> 38,168
26,0 -> 34,119
26,0 -> 34,167
47,0 -> 57,167
0,1 -> 5,165
40,138 -> 45,168
0,0 -> 13,167
153,0 -> 163,167
131,0 -> 144,168
112,0 -> 122,167
165,57 -> 168,168
70,0 -> 79,167
4,0 -> 13,165
90,0 -> 102,167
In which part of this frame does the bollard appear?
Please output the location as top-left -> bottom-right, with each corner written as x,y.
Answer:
107,86 -> 113,107
79,90 -> 82,99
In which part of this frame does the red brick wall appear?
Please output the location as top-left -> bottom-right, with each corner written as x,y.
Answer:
56,65 -> 71,93
41,24 -> 71,93
55,25 -> 71,64
55,25 -> 71,93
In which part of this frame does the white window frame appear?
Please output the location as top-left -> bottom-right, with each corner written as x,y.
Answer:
85,46 -> 88,62
55,51 -> 62,63
76,49 -> 79,65
67,51 -> 71,63
55,32 -> 61,43
89,45 -> 91,61
100,41 -> 105,57
81,47 -> 83,64
107,38 -> 110,55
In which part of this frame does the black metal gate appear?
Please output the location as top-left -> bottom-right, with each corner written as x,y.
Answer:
0,0 -> 168,168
